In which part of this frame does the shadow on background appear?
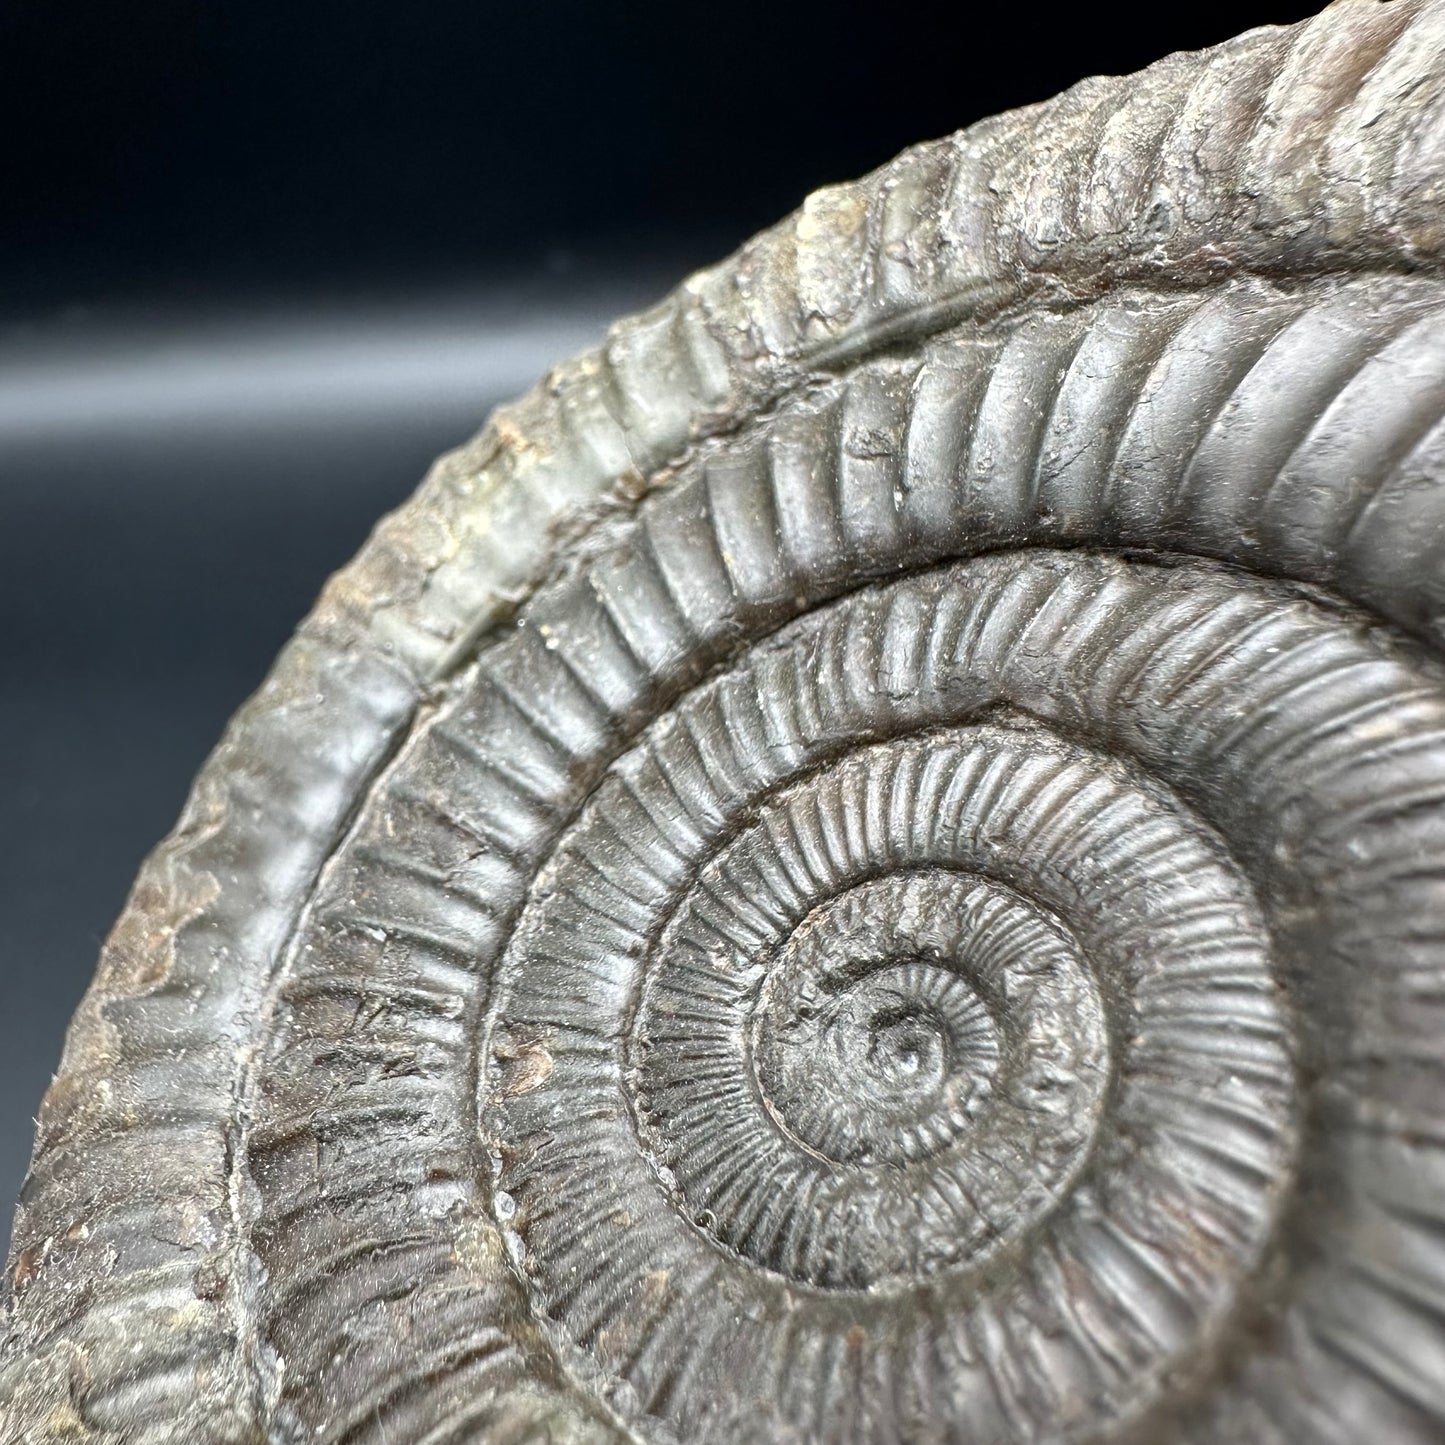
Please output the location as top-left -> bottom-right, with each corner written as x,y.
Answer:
1,1 -> 1320,1247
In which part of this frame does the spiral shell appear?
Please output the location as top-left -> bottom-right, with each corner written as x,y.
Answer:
7,3 -> 1445,1442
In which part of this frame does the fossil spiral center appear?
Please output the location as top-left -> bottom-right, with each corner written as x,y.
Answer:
621,838 -> 1117,1289
765,962 -> 987,1149
861,996 -> 951,1089
744,874 -> 1090,1178
766,964 -> 993,1135
866,1005 -> 941,1078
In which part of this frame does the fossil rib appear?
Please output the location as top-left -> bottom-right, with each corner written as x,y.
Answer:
5,2 -> 1445,1441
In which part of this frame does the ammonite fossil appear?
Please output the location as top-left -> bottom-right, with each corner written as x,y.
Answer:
6,2 -> 1445,1441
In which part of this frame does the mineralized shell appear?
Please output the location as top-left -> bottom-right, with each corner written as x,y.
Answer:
6,2 -> 1445,1441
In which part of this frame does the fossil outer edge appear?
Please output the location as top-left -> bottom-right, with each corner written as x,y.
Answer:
5,2 -> 1445,1441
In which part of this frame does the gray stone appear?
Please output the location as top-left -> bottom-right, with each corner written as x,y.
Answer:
5,2 -> 1445,1440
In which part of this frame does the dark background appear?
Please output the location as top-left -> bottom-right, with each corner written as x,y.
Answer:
0,1 -> 1319,1248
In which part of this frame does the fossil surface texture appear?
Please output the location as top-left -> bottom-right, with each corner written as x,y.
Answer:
6,2 -> 1445,1441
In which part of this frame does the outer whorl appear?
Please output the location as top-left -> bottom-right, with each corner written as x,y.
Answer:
6,3 -> 1445,1441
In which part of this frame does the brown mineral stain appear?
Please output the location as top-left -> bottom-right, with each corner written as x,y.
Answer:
594,1270 -> 671,1367
495,1040 -> 555,1097
492,410 -> 548,462
99,864 -> 221,995
11,1244 -> 42,1293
